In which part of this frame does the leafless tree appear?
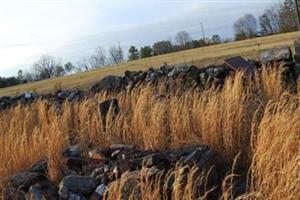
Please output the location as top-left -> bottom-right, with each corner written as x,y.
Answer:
259,5 -> 281,35
175,31 -> 192,47
33,55 -> 62,79
152,40 -> 173,55
76,57 -> 90,72
109,42 -> 124,64
234,14 -> 258,40
89,46 -> 107,69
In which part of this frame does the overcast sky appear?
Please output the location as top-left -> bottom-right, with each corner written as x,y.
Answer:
0,0 -> 279,76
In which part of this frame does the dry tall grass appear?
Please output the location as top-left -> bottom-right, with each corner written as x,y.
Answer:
0,68 -> 299,199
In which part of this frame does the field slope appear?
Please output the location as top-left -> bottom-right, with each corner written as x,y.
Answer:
0,31 -> 299,96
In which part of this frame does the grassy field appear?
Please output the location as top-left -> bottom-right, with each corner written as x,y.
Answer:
0,68 -> 299,199
0,31 -> 299,97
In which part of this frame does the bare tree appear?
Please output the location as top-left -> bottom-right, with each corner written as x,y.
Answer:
33,55 -> 63,79
152,40 -> 173,55
76,57 -> 90,72
175,31 -> 192,47
89,46 -> 107,69
259,5 -> 281,35
234,14 -> 258,40
109,42 -> 124,64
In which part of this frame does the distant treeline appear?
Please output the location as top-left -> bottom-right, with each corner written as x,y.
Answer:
233,0 -> 299,40
0,0 -> 298,89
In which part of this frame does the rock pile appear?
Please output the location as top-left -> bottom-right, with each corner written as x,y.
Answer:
0,90 -> 84,110
260,45 -> 298,83
1,41 -> 300,110
3,144 -> 234,200
88,45 -> 299,93
91,63 -> 237,93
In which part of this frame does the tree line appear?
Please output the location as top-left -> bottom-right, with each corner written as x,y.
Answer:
234,0 -> 299,40
0,31 -> 227,89
0,0 -> 298,89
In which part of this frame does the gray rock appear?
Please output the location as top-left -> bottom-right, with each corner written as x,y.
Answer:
260,46 -> 292,64
59,176 -> 98,197
67,90 -> 83,101
24,92 -> 33,99
29,159 -> 48,175
90,167 -> 105,178
160,64 -> 174,74
26,186 -> 46,200
62,144 -> 84,158
142,153 -> 170,169
57,91 -> 70,99
68,192 -> 87,200
124,70 -> 139,80
90,75 -> 125,93
94,184 -> 107,196
167,64 -> 198,77
145,70 -> 163,82
10,172 -> 45,191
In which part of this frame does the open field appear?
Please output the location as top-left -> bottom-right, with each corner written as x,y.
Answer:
0,68 -> 299,199
0,31 -> 299,97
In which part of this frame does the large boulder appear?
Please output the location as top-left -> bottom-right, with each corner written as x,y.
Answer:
142,153 -> 170,170
9,172 -> 46,191
58,176 -> 98,199
90,75 -> 125,93
260,46 -> 293,64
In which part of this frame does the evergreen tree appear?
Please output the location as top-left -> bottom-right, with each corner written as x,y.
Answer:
128,46 -> 139,60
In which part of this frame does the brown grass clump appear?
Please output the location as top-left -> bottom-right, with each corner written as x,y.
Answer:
0,68 -> 299,199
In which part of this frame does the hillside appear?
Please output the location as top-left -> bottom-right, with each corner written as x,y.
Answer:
0,31 -> 299,97
1,36 -> 300,199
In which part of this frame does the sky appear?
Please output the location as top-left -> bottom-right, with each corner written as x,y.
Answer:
0,0 -> 280,76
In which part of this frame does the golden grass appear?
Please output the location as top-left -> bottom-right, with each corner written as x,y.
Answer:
0,68 -> 299,199
0,31 -> 299,97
